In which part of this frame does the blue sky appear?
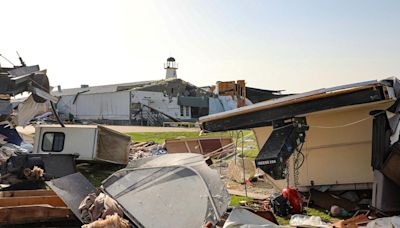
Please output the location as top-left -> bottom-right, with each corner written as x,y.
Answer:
1,0 -> 399,93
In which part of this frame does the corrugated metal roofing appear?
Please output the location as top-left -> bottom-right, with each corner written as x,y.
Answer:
52,80 -> 156,96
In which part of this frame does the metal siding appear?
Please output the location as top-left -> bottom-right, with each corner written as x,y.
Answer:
58,91 -> 130,120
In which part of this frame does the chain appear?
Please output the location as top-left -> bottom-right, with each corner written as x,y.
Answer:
294,151 -> 300,187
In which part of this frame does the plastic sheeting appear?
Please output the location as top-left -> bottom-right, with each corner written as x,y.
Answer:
16,95 -> 47,126
103,153 -> 230,228
223,208 -> 279,228
366,216 -> 400,228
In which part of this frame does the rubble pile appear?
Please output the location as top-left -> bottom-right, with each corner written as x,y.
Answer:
129,141 -> 167,160
82,213 -> 130,228
79,192 -> 125,225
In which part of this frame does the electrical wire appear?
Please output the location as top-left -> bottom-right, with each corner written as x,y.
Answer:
309,111 -> 385,129
293,142 -> 305,187
0,54 -> 15,66
238,130 -> 248,197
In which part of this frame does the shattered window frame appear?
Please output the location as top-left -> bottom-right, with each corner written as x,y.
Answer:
42,132 -> 65,152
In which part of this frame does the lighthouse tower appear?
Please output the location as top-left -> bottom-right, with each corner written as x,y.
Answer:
164,57 -> 178,79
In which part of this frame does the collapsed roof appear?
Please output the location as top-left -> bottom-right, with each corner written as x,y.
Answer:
52,78 -> 209,97
200,78 -> 400,132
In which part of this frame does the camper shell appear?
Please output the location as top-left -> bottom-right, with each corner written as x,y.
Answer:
33,125 -> 130,164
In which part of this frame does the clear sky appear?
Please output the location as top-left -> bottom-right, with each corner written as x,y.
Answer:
1,0 -> 399,93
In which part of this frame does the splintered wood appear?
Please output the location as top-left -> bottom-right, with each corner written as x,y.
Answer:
165,136 -> 236,159
129,141 -> 166,160
0,189 -> 73,225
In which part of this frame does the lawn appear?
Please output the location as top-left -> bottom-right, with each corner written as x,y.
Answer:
229,195 -> 253,206
127,131 -> 230,144
127,130 -> 258,159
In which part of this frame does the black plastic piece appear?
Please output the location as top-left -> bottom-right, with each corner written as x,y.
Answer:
255,117 -> 308,180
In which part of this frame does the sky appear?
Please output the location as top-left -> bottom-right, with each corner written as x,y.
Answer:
1,0 -> 399,93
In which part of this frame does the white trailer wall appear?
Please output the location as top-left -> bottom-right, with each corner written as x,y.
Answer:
57,91 -> 130,121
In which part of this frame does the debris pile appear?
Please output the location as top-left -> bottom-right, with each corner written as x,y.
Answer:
226,158 -> 256,183
82,213 -> 130,228
165,136 -> 236,159
79,192 -> 125,225
129,141 -> 167,160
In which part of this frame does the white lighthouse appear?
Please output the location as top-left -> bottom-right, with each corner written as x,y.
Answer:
164,57 -> 178,79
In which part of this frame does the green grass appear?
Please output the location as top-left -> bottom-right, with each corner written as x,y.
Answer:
305,207 -> 332,221
127,131 -> 231,144
230,195 -> 253,206
274,207 -> 332,225
276,216 -> 290,225
77,163 -> 124,187
128,130 -> 257,154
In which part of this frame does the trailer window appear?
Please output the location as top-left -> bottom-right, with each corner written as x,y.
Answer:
42,132 -> 65,152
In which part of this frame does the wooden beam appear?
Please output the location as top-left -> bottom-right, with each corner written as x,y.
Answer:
0,205 -> 73,225
0,189 -> 56,198
0,195 -> 66,207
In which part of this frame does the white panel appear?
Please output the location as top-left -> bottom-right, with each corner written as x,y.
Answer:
36,127 -> 97,160
57,91 -> 130,120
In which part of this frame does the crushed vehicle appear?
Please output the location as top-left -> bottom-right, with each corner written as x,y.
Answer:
200,78 -> 400,214
33,124 -> 131,164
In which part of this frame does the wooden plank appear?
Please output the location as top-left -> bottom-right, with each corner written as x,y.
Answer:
0,195 -> 66,207
0,205 -> 73,225
0,189 -> 56,198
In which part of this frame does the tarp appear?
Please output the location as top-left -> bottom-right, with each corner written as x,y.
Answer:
102,153 -> 230,228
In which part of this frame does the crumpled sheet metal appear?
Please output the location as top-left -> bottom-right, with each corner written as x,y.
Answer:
47,172 -> 97,223
103,153 -> 230,228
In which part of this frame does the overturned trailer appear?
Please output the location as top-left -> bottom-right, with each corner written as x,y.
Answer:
200,78 -> 400,213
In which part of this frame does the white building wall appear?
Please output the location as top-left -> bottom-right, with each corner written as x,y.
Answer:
57,91 -> 130,120
131,90 -> 191,120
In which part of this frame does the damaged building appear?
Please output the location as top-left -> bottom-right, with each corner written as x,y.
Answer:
53,57 -> 211,125
53,57 -> 285,126
200,78 -> 400,214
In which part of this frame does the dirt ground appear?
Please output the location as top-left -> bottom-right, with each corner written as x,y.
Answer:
214,161 -> 277,200
16,124 -> 200,135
